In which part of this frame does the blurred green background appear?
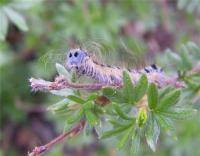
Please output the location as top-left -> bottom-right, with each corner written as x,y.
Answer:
0,0 -> 200,156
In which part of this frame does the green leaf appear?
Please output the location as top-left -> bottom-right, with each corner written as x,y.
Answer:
56,63 -> 71,79
117,126 -> 133,149
86,93 -> 97,101
148,83 -> 158,110
131,129 -> 140,155
103,87 -> 124,103
101,123 -> 132,139
67,109 -> 83,124
47,99 -> 69,112
123,71 -> 135,103
155,114 -> 177,140
145,113 -> 160,152
159,107 -> 197,120
134,74 -> 148,102
0,10 -> 8,41
85,110 -> 98,126
113,103 -> 132,120
108,119 -> 127,127
67,95 -> 85,104
157,89 -> 181,110
83,101 -> 93,110
3,6 -> 28,31
185,78 -> 200,90
155,114 -> 174,132
159,86 -> 174,99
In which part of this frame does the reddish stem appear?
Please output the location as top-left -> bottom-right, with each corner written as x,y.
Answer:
28,120 -> 85,156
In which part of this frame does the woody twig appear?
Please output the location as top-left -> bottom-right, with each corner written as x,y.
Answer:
29,75 -> 119,92
28,120 -> 85,156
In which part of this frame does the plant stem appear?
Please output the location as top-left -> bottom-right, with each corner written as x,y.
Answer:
28,120 -> 86,156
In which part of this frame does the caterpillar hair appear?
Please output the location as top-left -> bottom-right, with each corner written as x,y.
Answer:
65,48 -> 176,87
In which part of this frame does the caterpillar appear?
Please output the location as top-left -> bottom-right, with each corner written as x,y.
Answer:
65,48 -> 177,87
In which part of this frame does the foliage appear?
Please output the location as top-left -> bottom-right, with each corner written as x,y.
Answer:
45,42 -> 199,154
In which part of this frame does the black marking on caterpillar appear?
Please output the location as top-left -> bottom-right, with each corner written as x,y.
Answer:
128,68 -> 131,72
144,68 -> 150,73
151,64 -> 157,69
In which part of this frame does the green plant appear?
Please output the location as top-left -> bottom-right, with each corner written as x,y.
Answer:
28,42 -> 199,156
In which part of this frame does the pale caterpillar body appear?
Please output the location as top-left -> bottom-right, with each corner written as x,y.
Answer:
65,48 -> 176,87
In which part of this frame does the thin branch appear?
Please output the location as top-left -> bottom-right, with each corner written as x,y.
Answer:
29,72 -> 185,93
28,120 -> 86,156
29,75 -> 119,92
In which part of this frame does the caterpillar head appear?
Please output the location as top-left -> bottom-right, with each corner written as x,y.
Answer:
66,48 -> 87,70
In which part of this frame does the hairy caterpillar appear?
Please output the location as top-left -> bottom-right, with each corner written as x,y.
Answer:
65,48 -> 179,87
